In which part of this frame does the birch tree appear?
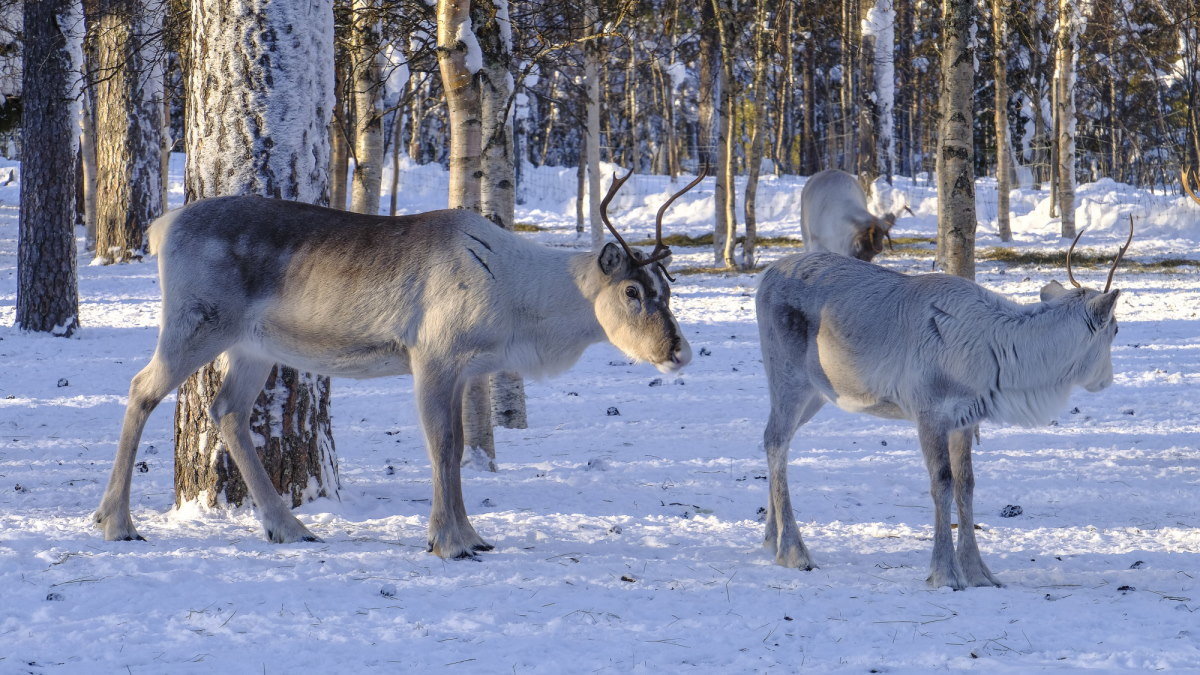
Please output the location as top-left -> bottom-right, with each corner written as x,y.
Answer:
711,0 -> 737,268
1054,0 -> 1078,238
91,0 -> 164,263
583,2 -> 603,251
17,0 -> 81,338
936,0 -> 976,279
862,0 -> 895,185
174,0 -> 339,509
742,0 -> 769,270
436,0 -> 495,467
349,0 -> 384,215
476,0 -> 526,432
994,0 -> 1013,241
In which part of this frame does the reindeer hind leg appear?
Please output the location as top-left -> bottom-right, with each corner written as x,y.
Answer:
95,314 -> 237,541
208,351 -> 322,544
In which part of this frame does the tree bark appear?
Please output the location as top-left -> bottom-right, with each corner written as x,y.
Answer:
349,0 -> 384,215
18,0 -> 82,338
331,45 -> 351,210
174,0 -> 339,509
712,0 -> 738,268
476,0 -> 526,435
935,0 -> 976,279
1054,0 -> 1076,238
92,0 -> 164,264
437,0 -> 495,463
743,0 -> 769,270
584,3 -> 603,251
993,0 -> 1013,241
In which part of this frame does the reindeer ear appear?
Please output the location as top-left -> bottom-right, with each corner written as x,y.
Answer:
1086,289 -> 1120,324
1040,280 -> 1068,301
598,242 -> 625,275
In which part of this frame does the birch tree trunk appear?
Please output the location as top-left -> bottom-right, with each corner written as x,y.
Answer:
993,0 -> 1013,241
437,0 -> 495,466
743,0 -> 768,270
350,0 -> 384,215
1054,0 -> 1077,239
935,0 -> 976,279
866,0 -> 895,184
80,82 -> 98,250
477,0 -> 526,435
17,0 -> 81,337
857,0 -> 879,186
697,0 -> 718,170
92,0 -> 164,264
712,0 -> 737,268
584,3 -> 603,251
331,45 -> 350,210
174,0 -> 339,509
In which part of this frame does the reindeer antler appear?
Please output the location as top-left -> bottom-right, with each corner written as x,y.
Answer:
1065,226 -> 1087,289
1103,214 -> 1135,293
599,169 -> 639,260
1182,168 -> 1200,207
642,165 -> 709,267
600,167 -> 708,274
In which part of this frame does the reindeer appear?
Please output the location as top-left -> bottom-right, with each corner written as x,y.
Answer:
800,169 -> 907,261
756,220 -> 1133,589
94,170 -> 701,559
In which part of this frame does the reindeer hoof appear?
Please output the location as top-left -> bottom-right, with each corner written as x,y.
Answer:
95,507 -> 146,542
472,542 -> 495,552
263,517 -> 322,544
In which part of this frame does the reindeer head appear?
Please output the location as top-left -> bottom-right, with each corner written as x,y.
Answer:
591,169 -> 705,373
1039,216 -> 1134,392
850,213 -> 896,262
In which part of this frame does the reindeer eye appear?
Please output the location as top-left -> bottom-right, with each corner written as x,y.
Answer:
625,285 -> 640,299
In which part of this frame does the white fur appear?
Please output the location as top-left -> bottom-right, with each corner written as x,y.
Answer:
756,252 -> 1122,589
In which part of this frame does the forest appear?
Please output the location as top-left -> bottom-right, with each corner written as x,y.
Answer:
0,0 -> 1198,671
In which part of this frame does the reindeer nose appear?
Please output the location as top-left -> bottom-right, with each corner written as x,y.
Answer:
670,340 -> 692,369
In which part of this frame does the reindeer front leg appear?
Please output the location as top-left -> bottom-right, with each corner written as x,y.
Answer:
414,362 -> 493,559
950,426 -> 1002,587
917,417 -> 968,590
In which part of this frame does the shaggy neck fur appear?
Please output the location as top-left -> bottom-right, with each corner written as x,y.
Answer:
958,290 -> 1101,427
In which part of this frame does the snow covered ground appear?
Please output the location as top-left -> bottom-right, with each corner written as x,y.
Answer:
1,158 -> 1198,672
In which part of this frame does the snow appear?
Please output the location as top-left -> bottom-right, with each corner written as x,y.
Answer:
455,15 -> 483,75
1,154 -> 1199,671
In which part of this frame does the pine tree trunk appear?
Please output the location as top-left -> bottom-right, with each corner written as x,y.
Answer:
174,0 -> 339,510
1055,0 -> 1076,239
18,0 -> 82,338
936,0 -> 976,280
350,0 -> 384,215
994,0 -> 1012,242
93,0 -> 164,264
711,0 -> 738,268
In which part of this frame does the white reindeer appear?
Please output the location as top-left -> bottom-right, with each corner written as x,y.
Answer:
94,170 -> 700,559
756,222 -> 1133,589
800,169 -> 906,261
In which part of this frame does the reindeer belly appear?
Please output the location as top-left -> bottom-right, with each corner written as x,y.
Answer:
251,323 -> 412,379
811,319 -> 908,420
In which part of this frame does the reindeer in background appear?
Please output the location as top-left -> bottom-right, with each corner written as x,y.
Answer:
756,221 -> 1133,589
800,169 -> 909,261
95,171 -> 703,560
